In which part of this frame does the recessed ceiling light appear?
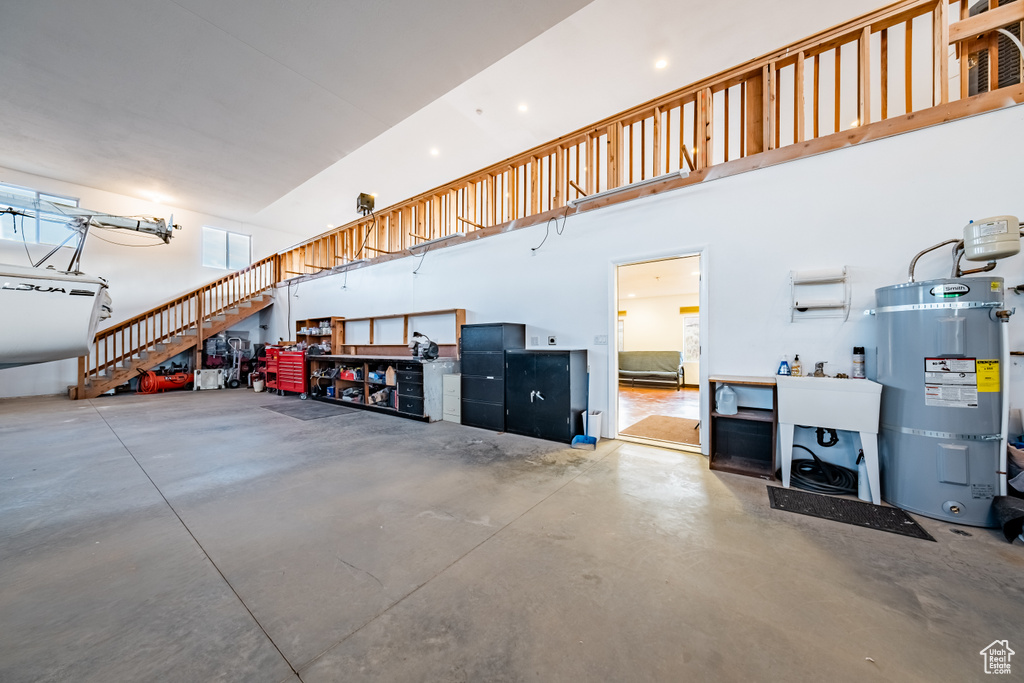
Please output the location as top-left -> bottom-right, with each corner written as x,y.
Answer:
430,148 -> 439,156
371,193 -> 378,198
518,104 -> 528,112
140,190 -> 172,204
628,293 -> 636,297
655,59 -> 668,69
327,224 -> 334,229
850,119 -> 860,127
691,271 -> 700,275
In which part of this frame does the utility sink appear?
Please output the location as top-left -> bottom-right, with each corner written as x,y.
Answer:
776,376 -> 883,503
776,376 -> 882,433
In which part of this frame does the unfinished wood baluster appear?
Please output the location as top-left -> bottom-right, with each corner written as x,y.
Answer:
834,48 -> 842,132
881,28 -> 889,119
859,27 -> 871,126
723,90 -> 730,160
906,19 -> 914,112
934,1 -> 949,105
813,54 -> 820,138
795,51 -> 806,142
765,64 -> 775,150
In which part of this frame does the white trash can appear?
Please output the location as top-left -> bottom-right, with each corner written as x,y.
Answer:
584,410 -> 602,442
253,378 -> 265,392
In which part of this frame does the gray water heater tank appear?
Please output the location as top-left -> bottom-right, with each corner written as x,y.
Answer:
875,277 -> 1004,527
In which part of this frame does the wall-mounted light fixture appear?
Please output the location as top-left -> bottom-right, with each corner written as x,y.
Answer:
408,232 -> 466,275
356,193 -> 375,215
406,232 -> 466,252
332,258 -> 366,273
568,168 -> 689,208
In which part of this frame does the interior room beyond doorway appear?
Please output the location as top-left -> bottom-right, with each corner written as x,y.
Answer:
617,255 -> 700,448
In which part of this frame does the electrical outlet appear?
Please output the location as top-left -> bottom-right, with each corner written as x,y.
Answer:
594,335 -> 608,345
548,335 -> 557,345
530,336 -> 539,346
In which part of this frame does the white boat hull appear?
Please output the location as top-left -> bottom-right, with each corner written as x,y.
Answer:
0,264 -> 110,369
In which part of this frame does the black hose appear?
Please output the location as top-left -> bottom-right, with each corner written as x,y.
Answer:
785,444 -> 858,495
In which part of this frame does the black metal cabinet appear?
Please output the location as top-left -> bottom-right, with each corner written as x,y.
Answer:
460,323 -> 526,431
505,350 -> 588,443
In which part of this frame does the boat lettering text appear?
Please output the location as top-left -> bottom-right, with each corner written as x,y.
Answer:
2,282 -> 68,293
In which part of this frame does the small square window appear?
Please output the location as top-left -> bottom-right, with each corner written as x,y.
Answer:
202,226 -> 251,270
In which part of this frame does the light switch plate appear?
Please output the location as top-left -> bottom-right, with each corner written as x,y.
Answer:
530,336 -> 539,346
594,335 -> 608,345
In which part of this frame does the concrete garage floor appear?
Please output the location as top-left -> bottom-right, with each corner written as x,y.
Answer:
1,391 -> 1022,682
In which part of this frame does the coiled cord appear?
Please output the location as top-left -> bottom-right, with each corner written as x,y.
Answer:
786,444 -> 858,495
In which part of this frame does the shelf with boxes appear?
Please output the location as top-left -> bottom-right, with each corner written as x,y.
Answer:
294,316 -> 345,354
307,354 -> 457,421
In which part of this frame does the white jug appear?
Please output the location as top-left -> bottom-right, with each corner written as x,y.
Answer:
715,384 -> 738,415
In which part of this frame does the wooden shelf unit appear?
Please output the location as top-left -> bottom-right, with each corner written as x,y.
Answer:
308,354 -> 457,421
707,375 -> 778,480
295,316 -> 345,353
335,308 -> 465,358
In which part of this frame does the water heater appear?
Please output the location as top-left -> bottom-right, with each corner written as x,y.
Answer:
875,277 -> 1005,527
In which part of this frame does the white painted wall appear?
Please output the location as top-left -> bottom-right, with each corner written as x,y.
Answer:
0,166 -> 297,397
618,293 -> 699,385
272,105 -> 1024,469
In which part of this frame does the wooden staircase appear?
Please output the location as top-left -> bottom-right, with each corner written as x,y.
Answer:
70,256 -> 278,399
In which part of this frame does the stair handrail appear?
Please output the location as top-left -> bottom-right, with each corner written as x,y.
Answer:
77,254 -> 279,396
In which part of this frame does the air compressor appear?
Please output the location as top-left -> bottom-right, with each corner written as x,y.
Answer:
137,364 -> 193,394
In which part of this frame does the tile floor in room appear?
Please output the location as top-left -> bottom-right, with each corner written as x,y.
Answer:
1,389 -> 1022,682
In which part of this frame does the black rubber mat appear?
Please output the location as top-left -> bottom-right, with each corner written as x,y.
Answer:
767,486 -> 936,541
260,400 -> 360,421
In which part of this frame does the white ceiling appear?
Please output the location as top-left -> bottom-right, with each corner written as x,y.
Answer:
0,0 -> 882,239
0,0 -> 590,223
618,256 -> 701,300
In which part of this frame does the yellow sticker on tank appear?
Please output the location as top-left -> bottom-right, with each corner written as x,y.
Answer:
977,360 -> 999,392
991,282 -> 1001,292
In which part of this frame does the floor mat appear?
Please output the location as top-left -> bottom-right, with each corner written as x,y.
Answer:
620,415 -> 700,445
260,400 -> 360,421
767,486 -> 935,541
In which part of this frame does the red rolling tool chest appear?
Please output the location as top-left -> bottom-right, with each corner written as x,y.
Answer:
263,347 -> 308,398
275,349 -> 308,397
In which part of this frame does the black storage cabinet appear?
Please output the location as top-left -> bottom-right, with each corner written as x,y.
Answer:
505,350 -> 588,443
460,323 -> 526,431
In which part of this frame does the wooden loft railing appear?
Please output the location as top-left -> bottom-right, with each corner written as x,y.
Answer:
72,255 -> 277,399
69,0 -> 1023,399
278,0 -> 1024,280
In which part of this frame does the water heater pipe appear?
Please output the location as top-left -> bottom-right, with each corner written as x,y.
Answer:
996,28 -> 1024,62
999,310 -> 1012,496
907,239 -> 961,282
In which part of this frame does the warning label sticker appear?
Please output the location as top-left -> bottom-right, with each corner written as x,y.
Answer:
972,483 -> 995,500
976,360 -> 1000,393
976,219 -> 1008,237
924,357 -> 978,408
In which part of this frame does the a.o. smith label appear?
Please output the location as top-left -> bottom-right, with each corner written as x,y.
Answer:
929,283 -> 970,298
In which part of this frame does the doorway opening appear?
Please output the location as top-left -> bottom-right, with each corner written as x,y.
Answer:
616,255 -> 701,450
